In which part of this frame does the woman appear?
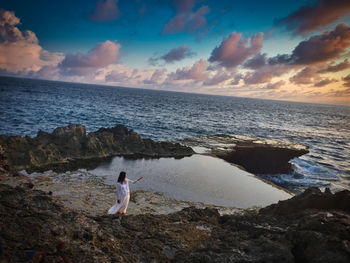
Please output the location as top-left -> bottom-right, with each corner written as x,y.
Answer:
108,171 -> 143,216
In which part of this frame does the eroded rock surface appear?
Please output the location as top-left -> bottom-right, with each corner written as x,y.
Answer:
0,124 -> 194,172
181,134 -> 309,174
0,184 -> 349,262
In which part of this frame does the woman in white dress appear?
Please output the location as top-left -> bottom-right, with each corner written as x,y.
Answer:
108,171 -> 143,216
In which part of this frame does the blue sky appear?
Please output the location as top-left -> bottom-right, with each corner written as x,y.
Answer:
1,0 -> 350,105
1,1 -> 305,54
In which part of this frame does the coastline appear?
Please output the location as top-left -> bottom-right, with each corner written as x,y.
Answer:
0,124 -> 349,262
0,123 -> 310,210
1,176 -> 349,262
0,124 -> 307,194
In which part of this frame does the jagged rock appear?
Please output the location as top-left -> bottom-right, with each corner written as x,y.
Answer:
260,187 -> 350,215
181,134 -> 309,174
260,187 -> 350,262
0,124 -> 194,172
52,124 -> 86,138
0,184 -> 349,262
217,143 -> 309,174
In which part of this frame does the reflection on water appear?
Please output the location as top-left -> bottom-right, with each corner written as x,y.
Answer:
90,155 -> 292,208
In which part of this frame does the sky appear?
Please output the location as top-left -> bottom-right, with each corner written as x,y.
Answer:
1,0 -> 350,105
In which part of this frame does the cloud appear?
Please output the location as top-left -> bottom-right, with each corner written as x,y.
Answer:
168,58 -> 209,81
314,78 -> 337,87
275,0 -> 350,35
243,64 -> 290,85
203,71 -> 232,86
105,70 -> 130,82
264,28 -> 275,40
209,32 -> 264,68
172,0 -> 196,12
161,44 -> 195,63
267,54 -> 291,65
289,23 -> 350,64
289,67 -> 319,85
230,74 -> 243,85
331,87 -> 350,96
143,68 -> 167,84
59,40 -> 121,76
268,23 -> 350,66
0,8 -> 24,42
27,65 -> 60,80
240,23 -> 350,87
162,0 -> 210,35
102,65 -> 156,87
342,74 -> 350,87
343,74 -> 350,81
149,44 -> 195,65
90,0 -> 120,22
263,80 -> 285,90
318,59 -> 350,73
0,9 -> 63,74
243,53 -> 268,69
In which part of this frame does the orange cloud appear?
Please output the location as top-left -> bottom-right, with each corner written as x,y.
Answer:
0,9 -> 63,74
168,58 -> 209,81
318,59 -> 350,73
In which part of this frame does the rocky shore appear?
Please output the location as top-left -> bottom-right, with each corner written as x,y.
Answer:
0,124 -> 309,176
0,182 -> 349,262
1,125 -> 348,262
0,124 -> 194,173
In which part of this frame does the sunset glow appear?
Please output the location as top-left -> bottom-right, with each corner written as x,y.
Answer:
1,0 -> 350,105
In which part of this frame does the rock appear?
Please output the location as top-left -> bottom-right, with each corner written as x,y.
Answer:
0,124 -> 194,172
217,143 -> 308,174
0,184 -> 349,262
0,143 -> 9,174
52,124 -> 86,138
181,134 -> 309,174
260,187 -> 350,216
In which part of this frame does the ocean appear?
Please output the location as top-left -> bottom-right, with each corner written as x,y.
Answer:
1,76 -> 349,194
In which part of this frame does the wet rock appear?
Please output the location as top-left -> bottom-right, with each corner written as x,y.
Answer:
0,124 -> 194,172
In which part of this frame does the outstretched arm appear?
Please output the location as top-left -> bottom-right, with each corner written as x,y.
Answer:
130,176 -> 143,184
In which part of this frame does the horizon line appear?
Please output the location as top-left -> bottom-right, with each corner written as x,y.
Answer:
1,74 -> 349,108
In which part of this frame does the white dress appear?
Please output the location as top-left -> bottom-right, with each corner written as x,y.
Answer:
108,179 -> 135,214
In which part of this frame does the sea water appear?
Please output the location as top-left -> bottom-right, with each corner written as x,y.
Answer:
1,76 -> 349,193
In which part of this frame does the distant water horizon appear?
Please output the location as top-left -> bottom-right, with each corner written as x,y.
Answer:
1,76 -> 349,194
2,75 -> 350,107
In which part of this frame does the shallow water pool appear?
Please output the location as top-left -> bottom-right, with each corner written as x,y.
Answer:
90,154 -> 292,208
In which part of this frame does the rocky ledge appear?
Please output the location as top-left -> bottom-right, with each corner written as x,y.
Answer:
181,134 -> 309,174
0,184 -> 349,262
0,124 -> 194,172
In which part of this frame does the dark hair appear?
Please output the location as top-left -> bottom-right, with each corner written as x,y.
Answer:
117,171 -> 126,183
